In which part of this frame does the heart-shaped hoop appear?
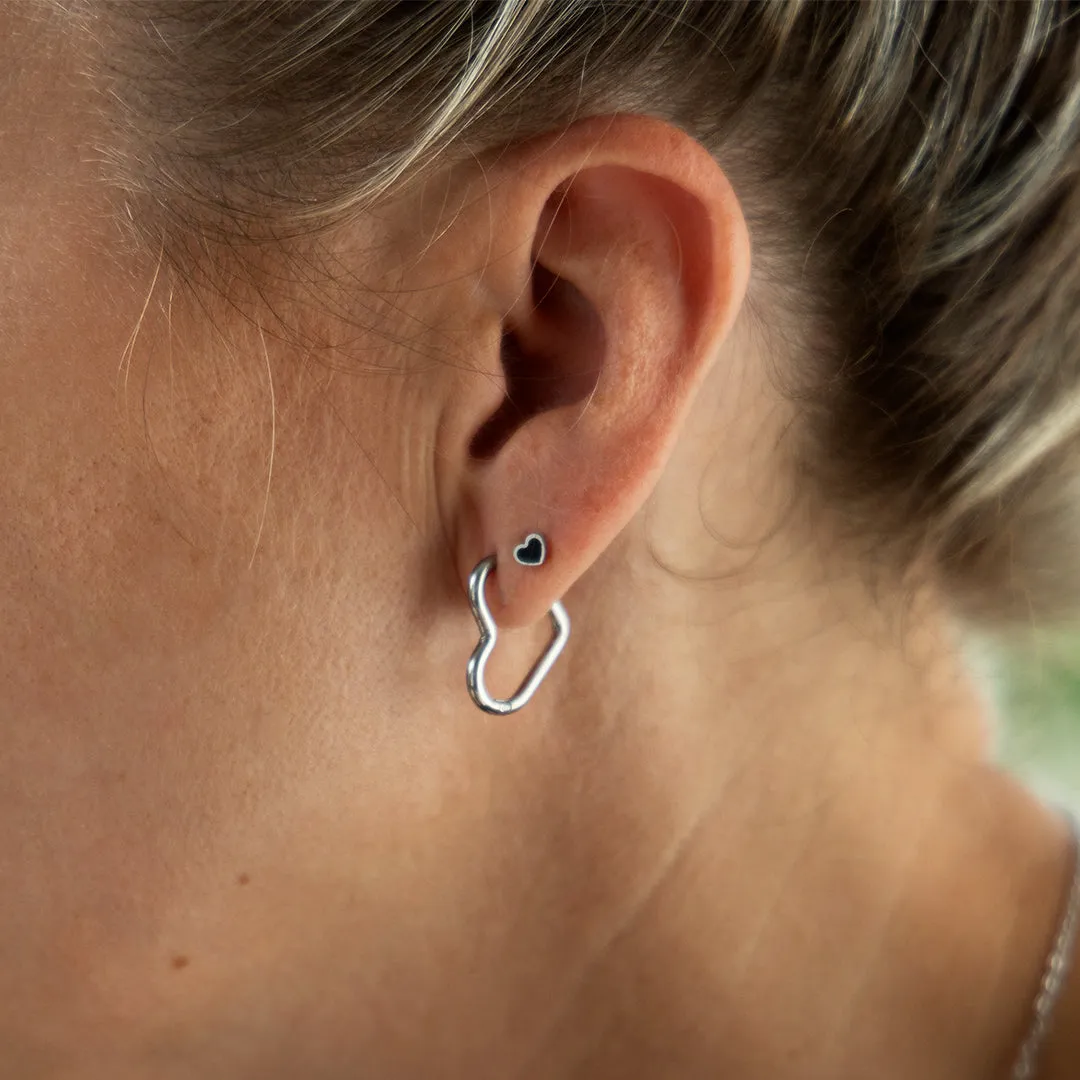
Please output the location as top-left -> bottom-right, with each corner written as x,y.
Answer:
466,554 -> 570,715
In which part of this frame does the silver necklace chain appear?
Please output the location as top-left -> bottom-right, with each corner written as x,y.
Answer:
1011,807 -> 1080,1080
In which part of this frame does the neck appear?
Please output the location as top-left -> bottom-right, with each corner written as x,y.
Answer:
497,522 -> 1077,1079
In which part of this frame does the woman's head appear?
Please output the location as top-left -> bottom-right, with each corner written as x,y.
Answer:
2,4 -> 1080,1072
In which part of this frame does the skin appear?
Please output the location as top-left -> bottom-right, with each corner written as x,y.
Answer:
1,8 -> 1078,1079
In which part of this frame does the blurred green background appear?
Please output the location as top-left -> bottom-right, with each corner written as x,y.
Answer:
996,635 -> 1080,812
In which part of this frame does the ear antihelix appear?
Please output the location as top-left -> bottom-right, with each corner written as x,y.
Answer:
465,532 -> 569,715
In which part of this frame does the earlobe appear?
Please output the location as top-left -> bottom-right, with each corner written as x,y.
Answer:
455,114 -> 750,629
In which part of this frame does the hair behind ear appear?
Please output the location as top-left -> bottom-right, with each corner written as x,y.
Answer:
101,2 -> 1080,628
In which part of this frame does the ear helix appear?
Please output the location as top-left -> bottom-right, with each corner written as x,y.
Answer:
465,532 -> 570,715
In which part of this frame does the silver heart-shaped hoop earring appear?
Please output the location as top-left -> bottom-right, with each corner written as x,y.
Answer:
466,533 -> 570,715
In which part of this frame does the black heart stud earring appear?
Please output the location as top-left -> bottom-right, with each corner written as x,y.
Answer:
466,531 -> 569,715
513,532 -> 546,567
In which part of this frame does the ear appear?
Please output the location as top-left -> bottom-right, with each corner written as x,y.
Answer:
451,114 -> 750,628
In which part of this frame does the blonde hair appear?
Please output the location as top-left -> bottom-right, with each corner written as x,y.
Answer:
81,0 -> 1080,630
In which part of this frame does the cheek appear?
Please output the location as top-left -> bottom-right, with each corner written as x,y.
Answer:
0,310 -> 248,663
